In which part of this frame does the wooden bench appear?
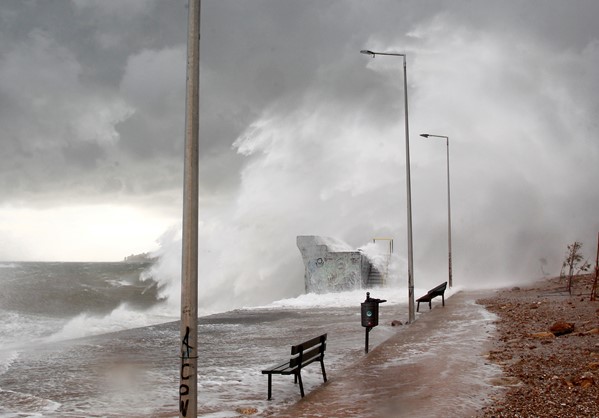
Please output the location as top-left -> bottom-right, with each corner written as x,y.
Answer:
261,334 -> 327,400
416,282 -> 448,312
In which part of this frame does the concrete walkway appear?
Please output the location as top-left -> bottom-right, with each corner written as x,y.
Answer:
272,290 -> 502,418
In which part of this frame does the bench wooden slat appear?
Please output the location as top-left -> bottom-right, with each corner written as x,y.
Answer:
290,334 -> 326,355
416,294 -> 433,302
289,344 -> 324,369
429,282 -> 447,294
263,362 -> 293,374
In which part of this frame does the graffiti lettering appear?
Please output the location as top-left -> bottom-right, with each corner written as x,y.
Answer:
180,399 -> 189,416
179,383 -> 190,416
181,326 -> 193,359
180,363 -> 191,380
179,326 -> 194,416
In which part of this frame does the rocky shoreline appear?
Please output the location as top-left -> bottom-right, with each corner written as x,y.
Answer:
477,275 -> 599,417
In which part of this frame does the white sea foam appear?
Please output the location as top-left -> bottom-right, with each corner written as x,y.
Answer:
0,388 -> 61,416
0,311 -> 63,349
44,303 -> 177,342
0,351 -> 19,377
105,279 -> 131,287
0,263 -> 17,269
258,285 -> 459,310
41,283 -> 462,342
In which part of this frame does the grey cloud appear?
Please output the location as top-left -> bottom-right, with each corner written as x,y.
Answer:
2,0 -> 599,281
0,1 -> 190,204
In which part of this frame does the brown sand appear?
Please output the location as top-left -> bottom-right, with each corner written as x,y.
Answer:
477,275 -> 599,417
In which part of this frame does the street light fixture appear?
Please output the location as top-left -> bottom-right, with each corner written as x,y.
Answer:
361,49 -> 415,323
420,134 -> 452,288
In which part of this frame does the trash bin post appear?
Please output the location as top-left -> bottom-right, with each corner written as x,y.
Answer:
360,292 -> 386,353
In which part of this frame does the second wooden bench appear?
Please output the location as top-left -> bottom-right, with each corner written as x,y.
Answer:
416,281 -> 448,312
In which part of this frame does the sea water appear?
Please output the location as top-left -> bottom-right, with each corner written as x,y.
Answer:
0,261 -> 431,417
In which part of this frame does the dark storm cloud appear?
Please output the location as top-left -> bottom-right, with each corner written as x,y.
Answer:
0,1 -> 487,199
3,0 -> 599,201
2,0 -> 599,276
0,0 -> 188,204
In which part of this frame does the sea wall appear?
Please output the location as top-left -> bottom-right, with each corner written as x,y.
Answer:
296,236 -> 371,293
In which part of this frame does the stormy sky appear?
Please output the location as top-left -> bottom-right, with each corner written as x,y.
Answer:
1,1 -> 599,304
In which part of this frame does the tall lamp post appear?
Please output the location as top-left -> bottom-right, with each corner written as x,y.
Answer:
361,49 -> 415,323
420,134 -> 452,288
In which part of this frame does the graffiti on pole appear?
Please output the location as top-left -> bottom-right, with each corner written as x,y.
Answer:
180,326 -> 193,416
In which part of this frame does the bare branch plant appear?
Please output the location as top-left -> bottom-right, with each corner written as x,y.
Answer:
560,241 -> 591,295
591,233 -> 598,301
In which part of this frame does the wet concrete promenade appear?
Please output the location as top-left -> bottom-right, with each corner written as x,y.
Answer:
273,290 -> 503,418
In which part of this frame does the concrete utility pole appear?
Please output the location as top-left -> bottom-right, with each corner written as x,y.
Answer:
180,0 -> 200,417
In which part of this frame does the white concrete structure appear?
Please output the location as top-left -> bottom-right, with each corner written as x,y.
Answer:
297,236 -> 383,293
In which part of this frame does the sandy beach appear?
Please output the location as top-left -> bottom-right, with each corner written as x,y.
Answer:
477,275 -> 599,417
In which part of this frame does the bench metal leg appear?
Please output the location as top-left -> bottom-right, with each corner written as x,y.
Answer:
428,300 -> 432,310
442,294 -> 445,306
320,360 -> 327,382
267,374 -> 273,400
417,301 -> 420,312
297,372 -> 305,397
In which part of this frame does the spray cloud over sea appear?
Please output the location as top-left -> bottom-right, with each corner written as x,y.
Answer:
137,12 -> 599,320
141,105 -> 413,316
